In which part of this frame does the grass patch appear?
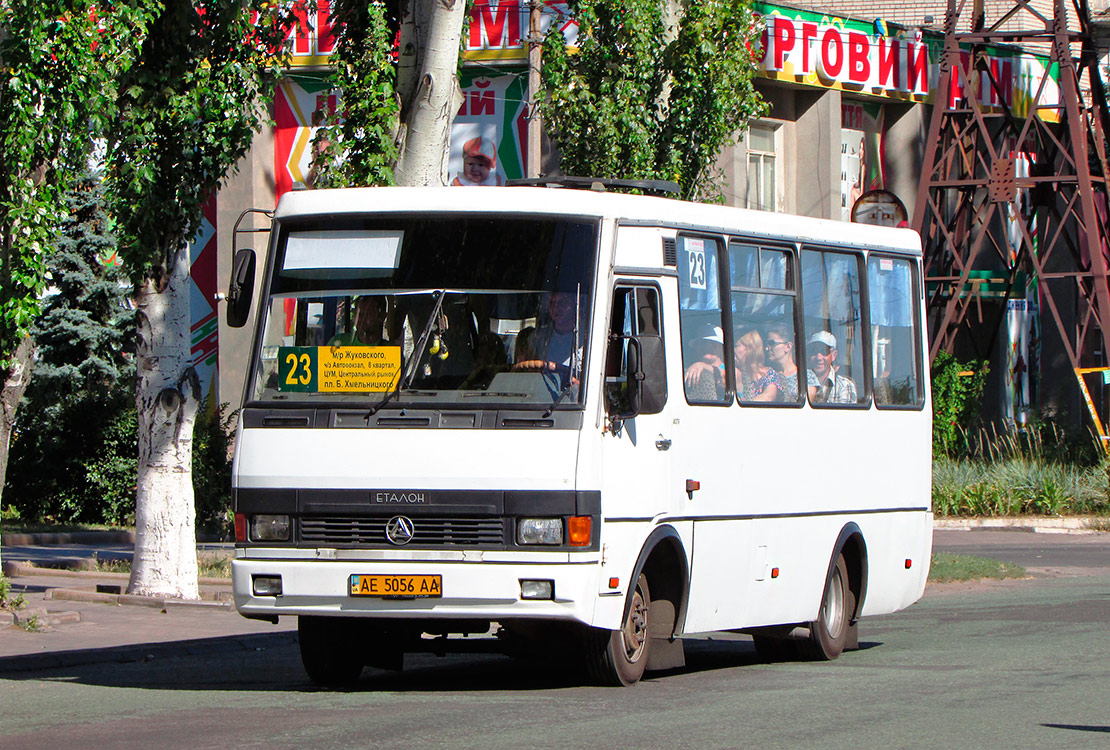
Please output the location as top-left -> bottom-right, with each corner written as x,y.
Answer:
86,553 -> 232,579
1,521 -> 132,535
929,552 -> 1026,583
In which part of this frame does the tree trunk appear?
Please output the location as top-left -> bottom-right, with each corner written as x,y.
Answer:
128,245 -> 200,599
394,0 -> 467,186
0,336 -> 34,574
0,336 -> 34,499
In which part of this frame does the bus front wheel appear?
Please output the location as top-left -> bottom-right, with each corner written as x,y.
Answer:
298,616 -> 364,687
798,553 -> 854,661
584,573 -> 652,686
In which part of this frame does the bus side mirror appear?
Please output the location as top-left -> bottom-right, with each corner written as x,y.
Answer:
624,335 -> 667,418
632,335 -> 666,415
226,249 -> 256,328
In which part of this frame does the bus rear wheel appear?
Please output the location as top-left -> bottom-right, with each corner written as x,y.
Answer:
584,573 -> 652,686
298,616 -> 365,687
798,553 -> 854,661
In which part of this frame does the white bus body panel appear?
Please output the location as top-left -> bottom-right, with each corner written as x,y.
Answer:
233,187 -> 933,639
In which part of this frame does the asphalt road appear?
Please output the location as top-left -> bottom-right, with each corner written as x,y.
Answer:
0,530 -> 1107,749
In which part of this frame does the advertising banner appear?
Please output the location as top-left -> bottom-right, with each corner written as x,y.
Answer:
753,2 -> 1060,120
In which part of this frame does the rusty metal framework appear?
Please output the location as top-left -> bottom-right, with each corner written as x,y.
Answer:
913,0 -> 1110,373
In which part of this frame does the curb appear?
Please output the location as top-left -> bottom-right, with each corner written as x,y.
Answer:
1,530 -> 135,546
933,517 -> 1106,534
45,587 -> 232,611
0,631 -> 298,674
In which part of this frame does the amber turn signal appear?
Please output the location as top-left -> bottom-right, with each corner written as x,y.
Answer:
568,516 -> 592,546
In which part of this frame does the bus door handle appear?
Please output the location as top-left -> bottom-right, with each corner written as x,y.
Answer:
655,435 -> 672,451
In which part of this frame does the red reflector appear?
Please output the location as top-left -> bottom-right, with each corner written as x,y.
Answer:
685,479 -> 700,493
608,577 -> 620,589
905,559 -> 913,569
568,516 -> 592,546
234,513 -> 247,543
771,567 -> 780,579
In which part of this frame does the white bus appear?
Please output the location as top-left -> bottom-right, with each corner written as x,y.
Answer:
228,185 -> 932,687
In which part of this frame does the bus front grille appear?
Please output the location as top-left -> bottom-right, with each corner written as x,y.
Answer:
299,516 -> 506,547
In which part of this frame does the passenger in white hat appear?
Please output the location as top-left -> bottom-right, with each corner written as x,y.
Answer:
806,330 -> 857,404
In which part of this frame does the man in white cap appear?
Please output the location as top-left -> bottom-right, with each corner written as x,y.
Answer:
452,136 -> 503,186
806,330 -> 857,404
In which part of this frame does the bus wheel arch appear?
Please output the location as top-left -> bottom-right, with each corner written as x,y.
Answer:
799,523 -> 867,660
584,526 -> 689,685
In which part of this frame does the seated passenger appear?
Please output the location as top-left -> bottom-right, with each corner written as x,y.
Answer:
806,330 -> 857,404
763,322 -> 800,402
734,327 -> 781,402
329,296 -> 388,346
683,326 -> 726,400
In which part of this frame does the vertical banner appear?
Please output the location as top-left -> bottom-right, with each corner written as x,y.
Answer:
190,194 -> 219,402
450,70 -> 529,185
274,73 -> 336,199
840,102 -> 885,221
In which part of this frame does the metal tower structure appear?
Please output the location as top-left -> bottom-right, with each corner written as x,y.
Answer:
913,0 -> 1110,379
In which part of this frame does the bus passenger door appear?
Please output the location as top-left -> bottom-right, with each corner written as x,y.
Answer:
598,283 -> 679,587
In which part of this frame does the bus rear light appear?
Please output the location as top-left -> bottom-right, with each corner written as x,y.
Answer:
568,516 -> 592,546
905,559 -> 913,569
234,513 -> 247,543
251,514 -> 291,542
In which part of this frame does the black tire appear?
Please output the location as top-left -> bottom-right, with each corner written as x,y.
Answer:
798,553 -> 854,661
298,616 -> 365,687
584,573 -> 652,686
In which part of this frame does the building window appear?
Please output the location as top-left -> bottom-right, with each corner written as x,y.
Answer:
746,124 -> 777,212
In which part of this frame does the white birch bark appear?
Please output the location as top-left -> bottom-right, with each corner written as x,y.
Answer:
128,245 -> 200,599
393,0 -> 467,186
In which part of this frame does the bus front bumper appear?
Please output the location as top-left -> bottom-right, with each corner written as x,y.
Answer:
232,556 -> 608,626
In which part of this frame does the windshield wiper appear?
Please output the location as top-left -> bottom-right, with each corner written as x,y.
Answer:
368,290 -> 446,416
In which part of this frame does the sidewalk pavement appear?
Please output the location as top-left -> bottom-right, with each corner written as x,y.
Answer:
0,563 -> 294,675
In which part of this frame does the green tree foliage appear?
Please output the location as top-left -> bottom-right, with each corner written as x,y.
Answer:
108,1 -> 292,278
5,171 -> 137,524
540,0 -> 767,201
312,0 -> 399,188
0,1 -> 155,366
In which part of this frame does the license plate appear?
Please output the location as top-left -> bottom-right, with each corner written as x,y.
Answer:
349,574 -> 442,598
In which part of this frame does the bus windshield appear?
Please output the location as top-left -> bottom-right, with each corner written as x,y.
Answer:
249,214 -> 599,408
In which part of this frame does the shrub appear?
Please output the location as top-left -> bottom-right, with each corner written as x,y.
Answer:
931,352 -> 987,457
192,395 -> 238,540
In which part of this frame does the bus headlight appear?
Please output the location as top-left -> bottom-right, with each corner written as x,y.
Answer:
517,518 -> 562,545
251,514 -> 291,542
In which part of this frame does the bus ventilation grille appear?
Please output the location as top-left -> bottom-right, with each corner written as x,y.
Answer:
300,516 -> 506,547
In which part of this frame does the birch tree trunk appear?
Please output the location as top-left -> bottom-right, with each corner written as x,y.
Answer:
128,245 -> 200,599
0,336 -> 34,574
393,0 -> 468,186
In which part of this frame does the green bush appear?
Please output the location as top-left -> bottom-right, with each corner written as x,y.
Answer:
931,352 -> 987,457
192,395 -> 238,540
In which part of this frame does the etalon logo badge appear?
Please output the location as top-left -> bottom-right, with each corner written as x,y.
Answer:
385,516 -> 415,545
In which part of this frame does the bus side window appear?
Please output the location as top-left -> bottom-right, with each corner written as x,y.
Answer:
800,248 -> 868,406
868,255 -> 923,407
605,285 -> 666,416
728,243 -> 800,404
678,235 -> 729,404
